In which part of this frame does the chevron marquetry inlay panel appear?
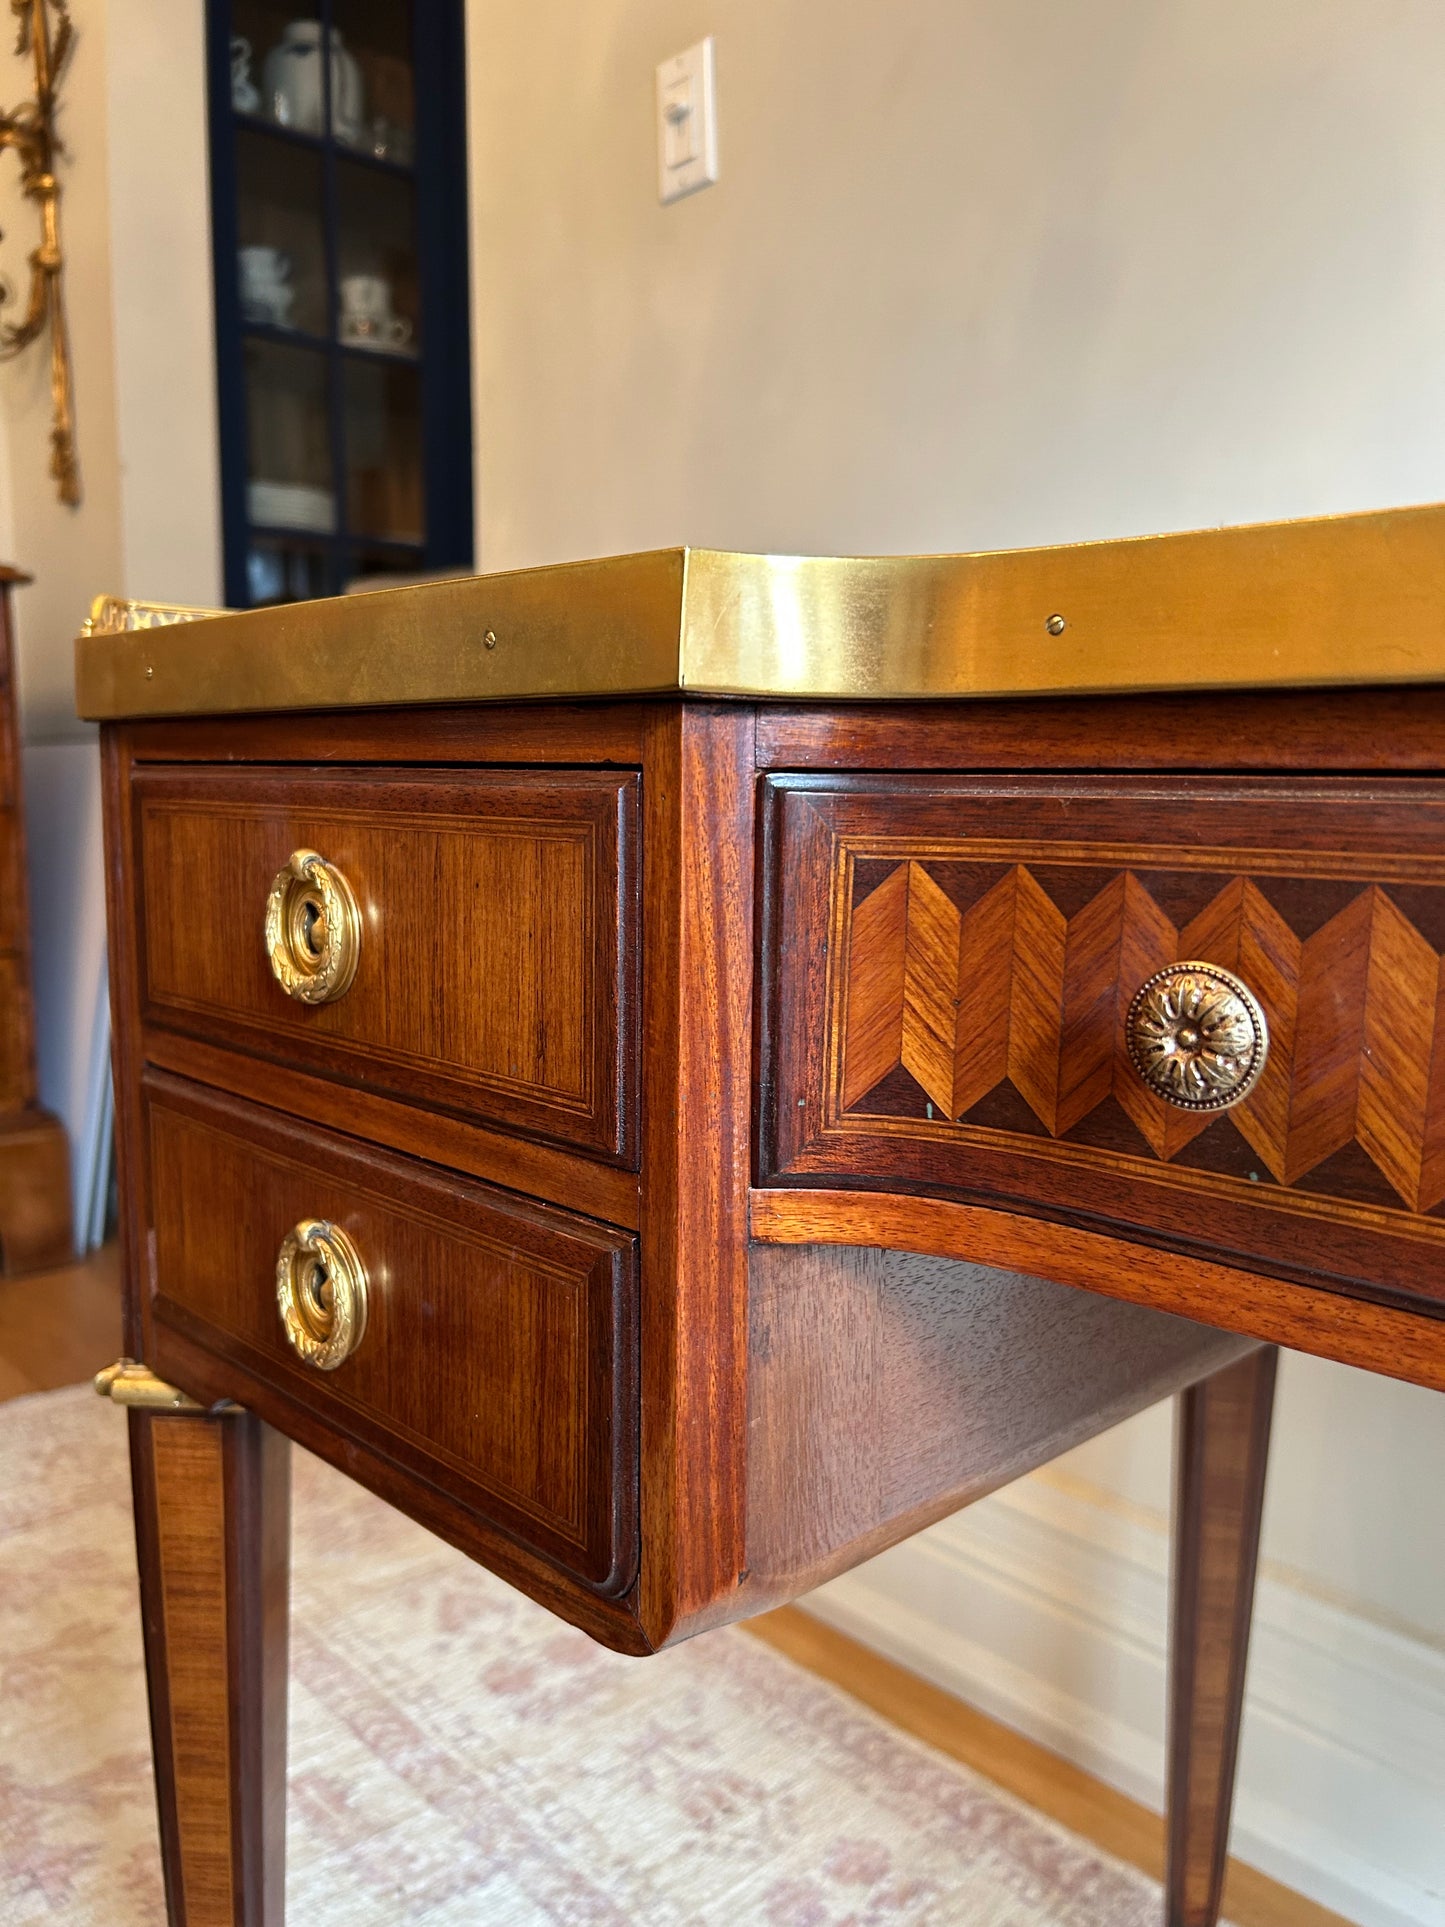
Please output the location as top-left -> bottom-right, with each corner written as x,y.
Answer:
838,860 -> 1445,1215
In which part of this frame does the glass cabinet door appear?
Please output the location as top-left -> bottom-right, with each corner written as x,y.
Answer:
210,0 -> 471,605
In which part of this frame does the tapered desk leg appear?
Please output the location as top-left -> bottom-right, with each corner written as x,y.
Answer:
1166,1345 -> 1277,1927
129,1405 -> 291,1927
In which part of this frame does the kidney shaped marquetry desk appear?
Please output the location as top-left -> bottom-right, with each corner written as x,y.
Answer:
78,503 -> 1445,1927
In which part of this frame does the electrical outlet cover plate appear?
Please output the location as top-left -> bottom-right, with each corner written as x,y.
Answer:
656,37 -> 718,204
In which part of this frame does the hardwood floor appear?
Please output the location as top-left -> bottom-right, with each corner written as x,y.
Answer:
0,1244 -> 1350,1927
0,1240 -> 122,1402
746,1607 -> 1356,1927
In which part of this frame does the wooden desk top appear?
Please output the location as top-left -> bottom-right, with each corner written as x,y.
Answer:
76,500 -> 1445,719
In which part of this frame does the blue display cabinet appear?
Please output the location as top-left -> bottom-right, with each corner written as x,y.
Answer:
206,0 -> 473,605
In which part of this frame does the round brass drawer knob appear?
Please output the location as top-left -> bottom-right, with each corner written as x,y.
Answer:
276,1219 -> 368,1370
264,848 -> 361,1005
1125,961 -> 1269,1113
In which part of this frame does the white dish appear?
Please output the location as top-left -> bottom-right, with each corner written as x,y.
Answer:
339,318 -> 415,357
340,334 -> 418,360
248,480 -> 337,533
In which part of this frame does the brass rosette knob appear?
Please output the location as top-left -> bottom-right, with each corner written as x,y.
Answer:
276,1219 -> 368,1370
1125,961 -> 1269,1113
264,848 -> 361,1004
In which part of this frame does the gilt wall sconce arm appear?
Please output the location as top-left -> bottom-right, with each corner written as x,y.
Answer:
0,0 -> 79,506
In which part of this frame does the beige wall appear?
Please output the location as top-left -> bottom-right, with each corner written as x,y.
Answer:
466,0 -> 1445,572
102,0 -> 222,616
0,0 -> 219,746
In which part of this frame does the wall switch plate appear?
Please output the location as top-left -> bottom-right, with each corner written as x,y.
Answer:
656,37 -> 718,204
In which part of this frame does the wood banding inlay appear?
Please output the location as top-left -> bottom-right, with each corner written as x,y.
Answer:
149,1418 -> 235,1925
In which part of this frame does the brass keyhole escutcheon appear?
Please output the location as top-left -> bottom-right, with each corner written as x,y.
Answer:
299,1253 -> 333,1325
276,1219 -> 368,1370
1125,961 -> 1269,1113
294,891 -> 328,959
264,849 -> 361,1005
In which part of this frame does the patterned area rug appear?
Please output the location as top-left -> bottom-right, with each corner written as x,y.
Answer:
1,1385 -> 1172,1925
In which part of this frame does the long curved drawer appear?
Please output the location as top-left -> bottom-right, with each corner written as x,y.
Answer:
763,772 -> 1445,1316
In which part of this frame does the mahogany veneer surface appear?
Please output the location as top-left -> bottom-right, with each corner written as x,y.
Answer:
144,1072 -> 638,1594
133,765 -> 638,1165
741,1243 -> 1255,1612
129,1407 -> 290,1925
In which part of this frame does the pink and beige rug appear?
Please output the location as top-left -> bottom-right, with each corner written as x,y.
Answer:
1,1384 -> 1173,1925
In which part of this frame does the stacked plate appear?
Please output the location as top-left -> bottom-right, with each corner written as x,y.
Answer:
248,480 -> 337,533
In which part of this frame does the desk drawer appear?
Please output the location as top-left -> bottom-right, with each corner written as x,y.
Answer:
133,765 -> 638,1164
143,1073 -> 638,1592
764,774 -> 1445,1315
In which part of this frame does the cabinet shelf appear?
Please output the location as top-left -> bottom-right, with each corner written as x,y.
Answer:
241,320 -> 329,354
241,320 -> 420,366
232,111 -> 415,179
249,523 -> 424,553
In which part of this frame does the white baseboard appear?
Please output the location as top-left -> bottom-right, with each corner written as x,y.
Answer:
802,1472 -> 1445,1927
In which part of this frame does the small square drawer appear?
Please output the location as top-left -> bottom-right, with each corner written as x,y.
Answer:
143,1072 -> 638,1593
132,764 -> 638,1164
764,772 -> 1445,1316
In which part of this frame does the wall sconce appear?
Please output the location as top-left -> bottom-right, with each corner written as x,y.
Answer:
0,0 -> 80,506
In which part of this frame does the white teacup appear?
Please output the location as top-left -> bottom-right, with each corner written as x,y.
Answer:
341,313 -> 412,350
339,273 -> 411,349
